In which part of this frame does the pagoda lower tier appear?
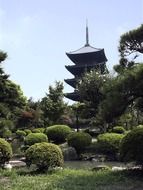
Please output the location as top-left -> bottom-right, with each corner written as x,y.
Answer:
64,78 -> 77,88
64,91 -> 80,101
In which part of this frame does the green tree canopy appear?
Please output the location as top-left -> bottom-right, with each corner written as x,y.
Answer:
40,81 -> 66,125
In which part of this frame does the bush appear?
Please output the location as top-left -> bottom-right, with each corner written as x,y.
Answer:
112,126 -> 125,134
83,128 -> 101,137
45,125 -> 72,143
67,132 -> 92,154
16,130 -> 26,141
32,129 -> 41,133
120,126 -> 143,165
25,142 -> 63,171
25,133 -> 48,146
97,133 -> 124,159
24,129 -> 32,135
0,138 -> 12,167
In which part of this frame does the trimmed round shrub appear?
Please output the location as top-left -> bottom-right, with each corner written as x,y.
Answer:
25,142 -> 63,171
0,138 -> 12,167
67,132 -> 92,154
120,126 -> 143,165
112,126 -> 125,134
25,133 -> 48,146
45,125 -> 72,143
97,133 -> 124,158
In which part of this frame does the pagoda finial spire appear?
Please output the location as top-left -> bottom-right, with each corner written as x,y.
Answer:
85,19 -> 89,46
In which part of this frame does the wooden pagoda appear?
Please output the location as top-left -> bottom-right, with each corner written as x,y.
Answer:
64,24 -> 108,101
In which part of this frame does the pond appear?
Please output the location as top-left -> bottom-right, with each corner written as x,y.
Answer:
64,161 -> 126,169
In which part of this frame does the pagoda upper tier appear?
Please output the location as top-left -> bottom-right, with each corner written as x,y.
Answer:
66,45 -> 107,65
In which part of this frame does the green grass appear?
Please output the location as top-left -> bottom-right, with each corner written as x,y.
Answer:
0,168 -> 143,190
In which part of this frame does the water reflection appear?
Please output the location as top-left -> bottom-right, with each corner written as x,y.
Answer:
64,161 -> 126,169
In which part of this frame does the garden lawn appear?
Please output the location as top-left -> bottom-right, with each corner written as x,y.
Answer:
0,168 -> 143,190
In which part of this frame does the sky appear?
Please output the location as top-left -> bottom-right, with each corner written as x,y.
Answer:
0,0 -> 143,103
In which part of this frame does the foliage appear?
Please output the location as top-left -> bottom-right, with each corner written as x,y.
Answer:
16,130 -> 26,140
97,64 -> 143,124
120,126 -> 143,165
24,133 -> 48,146
40,81 -> 66,125
0,138 -> 12,167
78,70 -> 107,118
0,51 -> 27,133
32,128 -> 41,133
0,119 -> 14,138
119,24 -> 143,67
112,126 -> 126,134
45,125 -> 72,144
25,142 -> 63,171
24,129 -> 32,135
67,132 -> 92,154
97,133 -> 124,158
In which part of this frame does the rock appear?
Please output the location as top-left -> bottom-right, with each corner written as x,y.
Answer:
92,165 -> 110,171
4,163 -> 12,171
112,166 -> 126,171
62,147 -> 78,161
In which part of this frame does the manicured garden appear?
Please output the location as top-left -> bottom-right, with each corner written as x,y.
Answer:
0,23 -> 143,190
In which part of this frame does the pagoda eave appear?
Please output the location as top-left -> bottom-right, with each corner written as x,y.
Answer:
66,48 -> 107,64
64,92 -> 80,101
64,78 -> 77,88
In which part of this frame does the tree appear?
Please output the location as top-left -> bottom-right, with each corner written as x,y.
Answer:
78,70 -> 107,118
40,81 -> 66,125
0,51 -> 27,132
97,63 -> 143,125
118,24 -> 143,68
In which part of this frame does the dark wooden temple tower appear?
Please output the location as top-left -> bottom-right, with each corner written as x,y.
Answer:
64,24 -> 108,101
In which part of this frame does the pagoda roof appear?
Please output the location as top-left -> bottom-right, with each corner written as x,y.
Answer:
65,62 -> 104,76
67,45 -> 101,55
64,78 -> 77,88
66,46 -> 107,65
64,91 -> 80,101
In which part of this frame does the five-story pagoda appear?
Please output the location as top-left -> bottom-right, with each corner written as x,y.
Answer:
64,24 -> 108,101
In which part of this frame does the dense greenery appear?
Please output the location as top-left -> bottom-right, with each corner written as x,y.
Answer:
45,125 -> 72,143
120,126 -> 143,165
67,132 -> 92,154
0,138 -> 12,167
40,81 -> 66,125
119,24 -> 143,67
25,142 -> 63,171
25,133 -> 48,146
97,133 -> 124,159
112,126 -> 126,134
